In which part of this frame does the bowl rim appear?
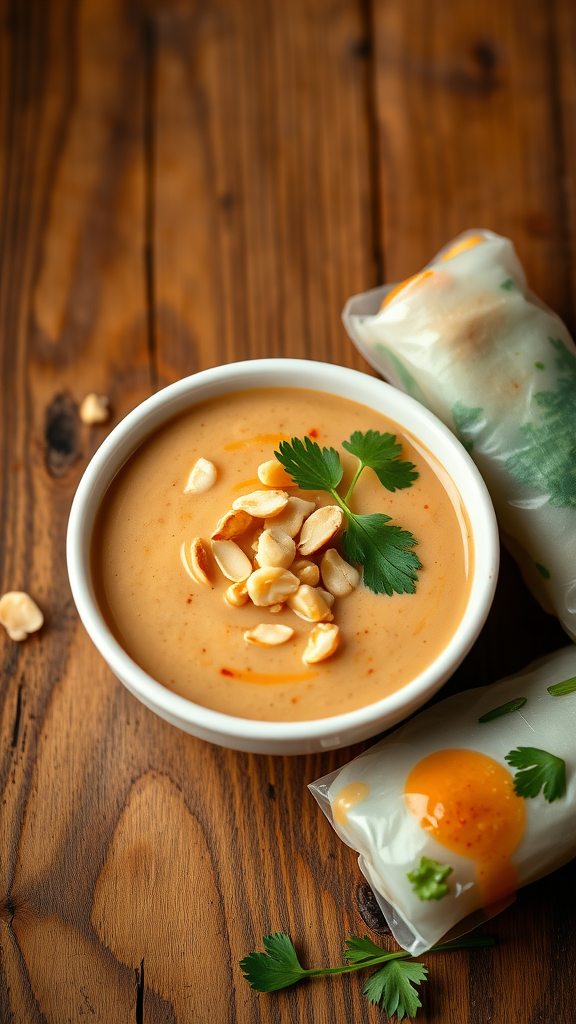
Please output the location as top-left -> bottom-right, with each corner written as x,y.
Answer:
66,358 -> 499,742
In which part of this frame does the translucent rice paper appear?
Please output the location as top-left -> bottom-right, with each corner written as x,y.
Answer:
309,646 -> 576,955
342,230 -> 576,638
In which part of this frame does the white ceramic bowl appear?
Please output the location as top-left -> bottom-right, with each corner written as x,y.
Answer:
67,359 -> 499,755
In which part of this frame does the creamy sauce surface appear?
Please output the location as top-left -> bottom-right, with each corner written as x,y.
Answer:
92,388 -> 472,721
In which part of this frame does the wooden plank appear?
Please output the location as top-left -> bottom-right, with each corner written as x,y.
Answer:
0,0 -> 158,1019
1,0 -> 574,1021
372,0 -> 571,320
371,2 -> 576,1023
152,0 -> 378,381
554,0 -> 576,334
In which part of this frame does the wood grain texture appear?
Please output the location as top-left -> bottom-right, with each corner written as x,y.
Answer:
372,0 -> 572,323
0,0 -> 575,1022
151,0 -> 378,381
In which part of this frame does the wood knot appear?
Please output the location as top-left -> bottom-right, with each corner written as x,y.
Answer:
472,40 -> 498,72
355,881 -> 390,934
351,37 -> 370,60
45,392 -> 81,477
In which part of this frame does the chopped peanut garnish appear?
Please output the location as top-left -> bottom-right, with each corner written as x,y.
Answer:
302,623 -> 340,664
223,581 -> 249,607
256,527 -> 296,569
287,585 -> 333,622
298,505 -> 343,556
0,592 -> 44,641
265,496 -> 316,537
244,623 -> 295,646
211,509 -> 253,540
291,558 -> 320,586
211,539 -> 252,582
257,460 -> 294,488
232,489 -> 289,518
246,567 -> 300,606
79,393 -> 110,424
184,457 -> 217,494
183,538 -> 212,585
321,548 -> 360,597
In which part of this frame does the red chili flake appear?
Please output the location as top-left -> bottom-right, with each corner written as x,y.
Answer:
424,504 -> 429,509
308,428 -> 319,438
220,668 -> 234,677
186,596 -> 193,604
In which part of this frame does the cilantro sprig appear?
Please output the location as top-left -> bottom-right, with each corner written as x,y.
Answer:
407,857 -> 453,901
275,432 -> 421,596
504,746 -> 566,802
240,931 -> 494,1021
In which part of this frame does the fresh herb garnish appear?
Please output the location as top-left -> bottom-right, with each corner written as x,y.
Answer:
407,856 -> 453,901
341,430 -> 418,497
504,746 -> 566,803
275,433 -> 421,596
364,958 -> 427,1019
547,676 -> 576,696
240,931 -> 495,1021
478,697 -> 527,723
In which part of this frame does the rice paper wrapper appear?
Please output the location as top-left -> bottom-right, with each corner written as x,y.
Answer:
343,229 -> 576,638
309,646 -> 576,955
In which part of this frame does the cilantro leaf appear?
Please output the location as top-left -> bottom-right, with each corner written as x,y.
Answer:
547,676 -> 576,696
342,430 -> 418,492
239,933 -> 306,992
241,931 -> 496,1018
505,337 -> 576,509
363,959 -> 428,1020
478,697 -> 527,723
344,934 -> 391,964
344,513 -> 421,596
275,437 -> 343,491
504,746 -> 566,802
274,434 -> 421,595
407,857 -> 453,901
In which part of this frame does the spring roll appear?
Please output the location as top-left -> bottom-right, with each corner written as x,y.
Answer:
309,645 -> 576,955
342,230 -> 576,638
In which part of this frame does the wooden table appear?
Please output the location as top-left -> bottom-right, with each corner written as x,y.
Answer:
1,1 -> 575,1021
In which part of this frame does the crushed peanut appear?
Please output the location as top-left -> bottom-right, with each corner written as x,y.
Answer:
302,623 -> 340,664
265,496 -> 315,538
316,587 -> 335,609
298,505 -> 343,556
246,566 -> 300,607
291,558 -> 320,586
251,527 -> 264,552
184,458 -> 217,494
232,489 -> 290,518
200,448 -> 361,664
0,591 -> 44,641
257,460 -> 294,488
211,509 -> 252,541
79,393 -> 110,425
223,581 -> 249,607
320,548 -> 360,597
182,538 -> 212,585
211,539 -> 252,582
286,585 -> 333,622
255,527 -> 296,569
244,623 -> 295,647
